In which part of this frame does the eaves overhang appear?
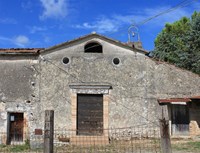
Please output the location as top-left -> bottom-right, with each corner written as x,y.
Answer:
0,48 -> 44,56
158,98 -> 191,104
158,95 -> 200,105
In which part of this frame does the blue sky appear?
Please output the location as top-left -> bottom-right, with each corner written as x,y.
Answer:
0,0 -> 199,50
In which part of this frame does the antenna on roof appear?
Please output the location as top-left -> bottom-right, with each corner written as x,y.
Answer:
128,25 -> 140,42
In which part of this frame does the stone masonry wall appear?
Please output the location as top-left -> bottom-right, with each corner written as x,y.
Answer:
37,37 -> 200,132
0,55 -> 39,133
0,36 -> 200,136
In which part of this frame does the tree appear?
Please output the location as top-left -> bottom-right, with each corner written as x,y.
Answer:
153,11 -> 200,74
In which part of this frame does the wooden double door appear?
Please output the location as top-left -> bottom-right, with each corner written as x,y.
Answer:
77,94 -> 103,135
171,105 -> 189,135
7,113 -> 24,144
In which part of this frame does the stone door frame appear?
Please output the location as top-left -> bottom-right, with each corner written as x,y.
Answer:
69,83 -> 111,139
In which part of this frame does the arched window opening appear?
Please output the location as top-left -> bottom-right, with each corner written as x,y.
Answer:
84,42 -> 102,53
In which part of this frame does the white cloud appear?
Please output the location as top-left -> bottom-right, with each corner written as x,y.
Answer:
75,17 -> 120,33
14,35 -> 30,47
0,36 -> 12,42
0,35 -> 30,47
39,0 -> 68,20
0,18 -> 17,24
75,16 -> 123,33
29,26 -> 47,33
74,3 -> 199,33
74,14 -> 146,33
21,1 -> 32,10
44,36 -> 51,43
139,6 -> 194,26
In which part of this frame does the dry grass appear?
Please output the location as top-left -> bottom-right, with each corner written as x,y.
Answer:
54,139 -> 161,153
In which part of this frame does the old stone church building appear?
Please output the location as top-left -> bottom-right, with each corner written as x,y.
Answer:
0,33 -> 200,144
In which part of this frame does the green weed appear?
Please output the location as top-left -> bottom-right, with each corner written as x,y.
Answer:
172,141 -> 200,152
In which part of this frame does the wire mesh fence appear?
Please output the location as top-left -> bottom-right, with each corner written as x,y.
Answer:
54,125 -> 161,153
0,124 -> 161,153
0,131 -> 43,153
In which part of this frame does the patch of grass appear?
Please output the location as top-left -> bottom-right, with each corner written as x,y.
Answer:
0,144 -> 7,148
187,141 -> 200,150
9,139 -> 30,152
172,141 -> 200,152
9,144 -> 30,152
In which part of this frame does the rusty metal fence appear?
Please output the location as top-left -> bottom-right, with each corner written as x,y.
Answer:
0,124 -> 161,153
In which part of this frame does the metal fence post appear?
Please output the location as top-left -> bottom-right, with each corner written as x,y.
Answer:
44,110 -> 54,153
160,118 -> 172,153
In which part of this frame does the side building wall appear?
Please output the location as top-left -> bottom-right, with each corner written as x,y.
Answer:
0,55 -> 39,142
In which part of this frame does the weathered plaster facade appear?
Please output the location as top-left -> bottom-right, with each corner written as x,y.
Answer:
0,33 -> 200,144
0,55 -> 39,131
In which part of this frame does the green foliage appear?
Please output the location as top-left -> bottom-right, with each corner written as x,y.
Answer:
9,139 -> 30,152
153,11 -> 200,74
0,144 -> 7,148
172,141 -> 200,152
9,144 -> 29,152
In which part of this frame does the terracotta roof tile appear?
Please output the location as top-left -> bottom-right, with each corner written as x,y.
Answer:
158,95 -> 200,104
190,96 -> 200,99
0,48 -> 44,54
158,98 -> 191,103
